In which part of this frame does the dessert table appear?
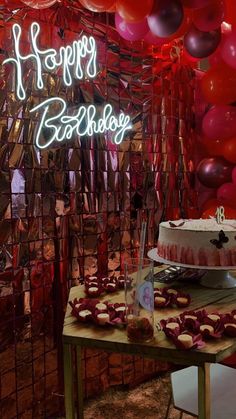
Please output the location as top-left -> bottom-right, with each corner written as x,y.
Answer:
62,266 -> 236,419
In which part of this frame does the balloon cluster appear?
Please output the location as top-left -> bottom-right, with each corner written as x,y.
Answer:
17,1 -> 235,62
75,0 -> 233,59
194,0 -> 236,218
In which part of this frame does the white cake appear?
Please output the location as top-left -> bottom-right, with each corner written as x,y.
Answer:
157,219 -> 236,267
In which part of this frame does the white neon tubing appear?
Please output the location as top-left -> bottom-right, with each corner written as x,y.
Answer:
3,22 -> 98,100
30,97 -> 132,149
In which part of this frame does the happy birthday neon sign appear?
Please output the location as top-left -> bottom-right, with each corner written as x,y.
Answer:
3,22 -> 132,149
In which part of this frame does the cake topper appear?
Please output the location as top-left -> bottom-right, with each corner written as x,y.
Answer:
215,206 -> 225,224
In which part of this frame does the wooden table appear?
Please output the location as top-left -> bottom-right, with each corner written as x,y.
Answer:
62,267 -> 236,419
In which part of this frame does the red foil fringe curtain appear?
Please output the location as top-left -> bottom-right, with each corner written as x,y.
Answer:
0,4 -> 197,418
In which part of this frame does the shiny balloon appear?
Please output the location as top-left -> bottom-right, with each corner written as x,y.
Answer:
217,182 -> 236,207
193,0 -> 225,32
115,13 -> 149,41
200,62 -> 236,105
202,105 -> 236,140
116,0 -> 154,23
197,157 -> 233,188
184,25 -> 221,58
221,31 -> 236,70
79,0 -> 115,12
21,0 -> 57,8
147,0 -> 183,38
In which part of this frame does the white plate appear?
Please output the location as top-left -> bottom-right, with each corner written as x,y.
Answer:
147,248 -> 236,271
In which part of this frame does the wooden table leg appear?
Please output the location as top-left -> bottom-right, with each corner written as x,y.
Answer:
198,363 -> 210,419
76,346 -> 84,419
63,343 -> 75,419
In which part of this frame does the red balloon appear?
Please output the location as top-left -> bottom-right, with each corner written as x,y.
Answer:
79,0 -> 115,12
221,31 -> 236,70
193,0 -> 225,32
222,137 -> 236,163
116,0 -> 153,23
225,0 -> 236,26
184,25 -> 221,58
201,62 -> 236,105
21,0 -> 57,8
202,105 -> 236,140
197,157 -> 233,188
217,182 -> 236,207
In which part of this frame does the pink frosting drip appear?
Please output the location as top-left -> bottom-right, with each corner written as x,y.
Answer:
157,242 -> 236,267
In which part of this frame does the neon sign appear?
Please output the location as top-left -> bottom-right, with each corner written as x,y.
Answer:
3,22 -> 132,149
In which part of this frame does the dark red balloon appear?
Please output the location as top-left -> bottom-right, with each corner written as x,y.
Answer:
184,25 -> 221,58
147,0 -> 183,38
197,157 -> 233,188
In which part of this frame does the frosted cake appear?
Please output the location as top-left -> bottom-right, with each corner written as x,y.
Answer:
157,219 -> 236,267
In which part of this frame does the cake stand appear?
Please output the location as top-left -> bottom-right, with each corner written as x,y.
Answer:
148,248 -> 236,289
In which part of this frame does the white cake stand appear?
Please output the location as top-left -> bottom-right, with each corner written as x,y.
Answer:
148,248 -> 236,289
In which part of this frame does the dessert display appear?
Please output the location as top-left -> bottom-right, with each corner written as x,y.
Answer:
84,275 -> 125,297
70,298 -> 126,326
154,287 -> 191,308
160,308 -> 236,349
71,286 -> 191,323
70,285 -> 191,339
157,218 -> 236,267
